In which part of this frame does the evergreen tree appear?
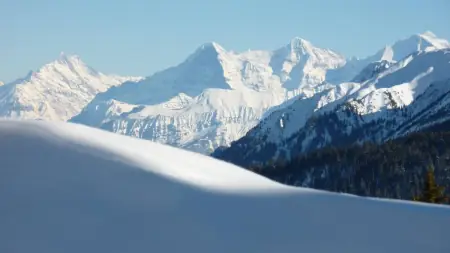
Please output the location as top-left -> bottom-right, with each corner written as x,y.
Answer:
414,166 -> 448,204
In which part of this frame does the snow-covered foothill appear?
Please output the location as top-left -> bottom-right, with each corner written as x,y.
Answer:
0,119 -> 449,253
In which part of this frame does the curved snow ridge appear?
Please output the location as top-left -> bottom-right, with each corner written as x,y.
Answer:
0,119 -> 292,193
1,120 -> 450,253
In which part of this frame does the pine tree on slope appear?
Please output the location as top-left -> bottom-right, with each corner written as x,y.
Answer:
414,166 -> 448,204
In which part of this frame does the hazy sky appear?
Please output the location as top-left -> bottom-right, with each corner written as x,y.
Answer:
1,0 -> 449,82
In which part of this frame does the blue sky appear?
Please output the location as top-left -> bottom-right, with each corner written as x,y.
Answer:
1,0 -> 449,82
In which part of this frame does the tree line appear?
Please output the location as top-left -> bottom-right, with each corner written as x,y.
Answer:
249,131 -> 450,204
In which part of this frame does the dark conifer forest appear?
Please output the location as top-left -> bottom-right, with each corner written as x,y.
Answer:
248,131 -> 450,204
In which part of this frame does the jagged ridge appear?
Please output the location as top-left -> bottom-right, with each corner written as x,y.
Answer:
215,48 -> 450,166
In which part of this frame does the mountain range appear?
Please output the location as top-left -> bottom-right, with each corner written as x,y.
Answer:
72,31 -> 449,154
2,31 -> 450,157
70,38 -> 347,153
215,34 -> 450,166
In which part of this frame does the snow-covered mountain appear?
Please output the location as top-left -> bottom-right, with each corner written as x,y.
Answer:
1,119 -> 449,253
0,53 -> 142,121
72,32 -> 448,154
71,39 -> 347,153
327,31 -> 450,84
351,60 -> 393,83
215,48 -> 450,166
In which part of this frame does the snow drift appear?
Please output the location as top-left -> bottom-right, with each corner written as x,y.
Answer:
0,120 -> 449,253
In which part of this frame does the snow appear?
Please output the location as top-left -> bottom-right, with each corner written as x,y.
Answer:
347,49 -> 450,116
253,81 -> 361,143
1,119 -> 449,253
1,31 -> 448,156
71,37 -> 346,153
326,31 -> 449,85
70,31 -> 450,154
417,31 -> 450,49
0,53 -> 142,121
248,48 -> 450,146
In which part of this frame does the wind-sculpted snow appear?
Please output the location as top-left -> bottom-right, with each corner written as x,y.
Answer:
0,53 -> 142,121
1,119 -> 449,253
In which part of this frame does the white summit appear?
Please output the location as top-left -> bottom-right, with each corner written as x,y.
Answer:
71,38 -> 346,153
0,53 -> 142,121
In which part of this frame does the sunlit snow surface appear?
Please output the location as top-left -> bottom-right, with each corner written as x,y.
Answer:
1,120 -> 449,253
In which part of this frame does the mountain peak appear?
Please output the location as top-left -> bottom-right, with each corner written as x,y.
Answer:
290,37 -> 312,45
200,41 -> 224,50
40,52 -> 104,78
288,37 -> 314,53
186,41 -> 227,63
56,52 -> 82,65
417,31 -> 450,49
418,30 -> 437,38
405,31 -> 450,50
1,53 -> 140,121
374,31 -> 450,62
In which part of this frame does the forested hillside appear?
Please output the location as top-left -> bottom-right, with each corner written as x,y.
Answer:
249,131 -> 450,203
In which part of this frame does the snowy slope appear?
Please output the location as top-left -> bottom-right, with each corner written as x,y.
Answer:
1,119 -> 449,253
216,48 -> 450,165
71,39 -> 345,153
0,53 -> 142,121
388,77 -> 450,137
344,48 -> 450,117
326,31 -> 450,84
351,60 -> 393,83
